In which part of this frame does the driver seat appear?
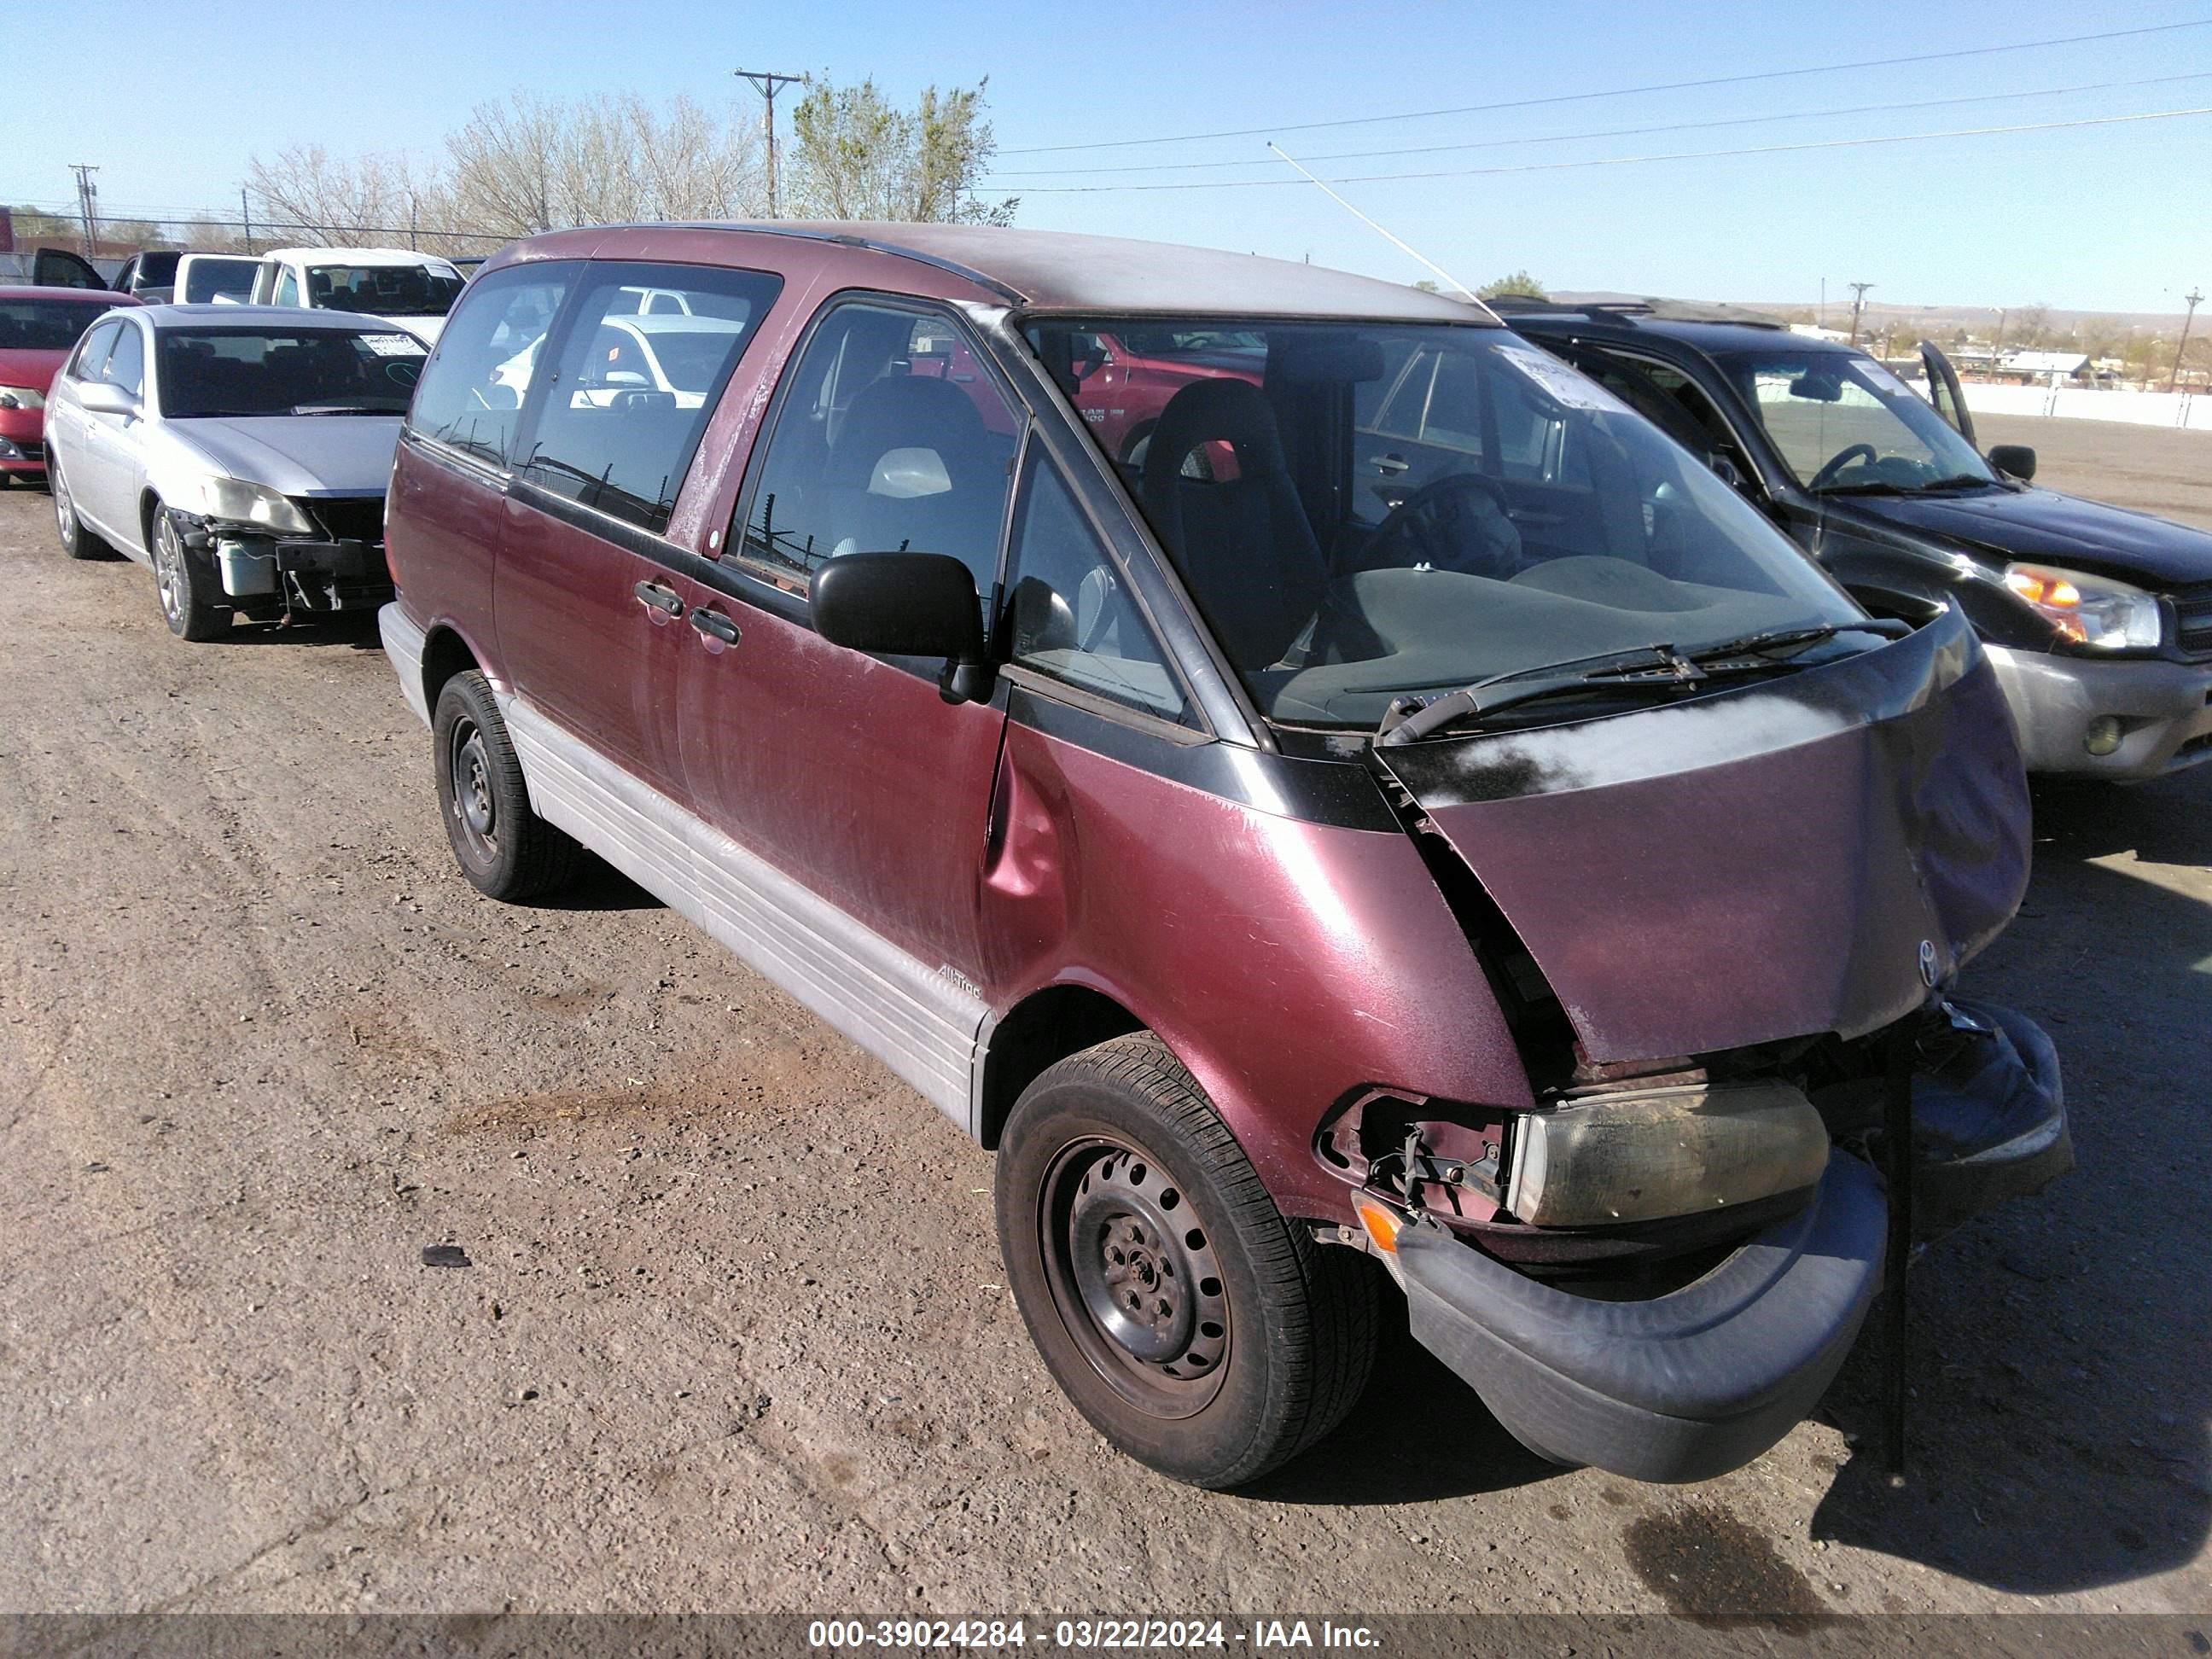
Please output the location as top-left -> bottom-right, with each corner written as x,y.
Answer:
1139,379 -> 1329,669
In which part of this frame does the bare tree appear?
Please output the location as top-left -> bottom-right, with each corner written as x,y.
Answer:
785,76 -> 1016,224
443,93 -> 761,236
247,144 -> 449,246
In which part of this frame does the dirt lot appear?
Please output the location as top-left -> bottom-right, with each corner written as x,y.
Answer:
1,428 -> 2207,1618
1975,412 -> 2212,531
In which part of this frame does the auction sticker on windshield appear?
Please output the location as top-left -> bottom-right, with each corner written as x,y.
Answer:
362,334 -> 428,357
1495,340 -> 1634,415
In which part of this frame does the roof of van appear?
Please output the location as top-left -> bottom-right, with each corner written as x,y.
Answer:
561,223 -> 1500,324
259,247 -> 460,269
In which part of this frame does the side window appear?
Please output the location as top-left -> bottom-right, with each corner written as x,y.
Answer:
103,323 -> 145,397
732,302 -> 1021,597
1419,351 -> 1487,454
407,263 -> 578,469
1004,455 -> 1190,725
71,319 -> 122,381
519,261 -> 782,533
273,267 -> 300,308
1485,360 -> 1585,486
1367,348 -> 1435,443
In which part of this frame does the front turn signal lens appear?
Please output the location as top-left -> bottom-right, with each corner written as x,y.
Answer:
1354,1198 -> 1404,1254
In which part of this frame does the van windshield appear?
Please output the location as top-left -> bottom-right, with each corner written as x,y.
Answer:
1028,317 -> 1867,730
180,258 -> 262,304
308,264 -> 464,317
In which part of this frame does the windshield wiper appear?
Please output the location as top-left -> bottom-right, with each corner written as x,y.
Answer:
1377,620 -> 1910,747
1907,473 -> 1996,492
290,405 -> 400,416
1811,479 -> 1908,497
1679,619 -> 1909,663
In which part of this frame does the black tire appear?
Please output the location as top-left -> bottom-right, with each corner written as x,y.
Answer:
49,453 -> 106,559
431,671 -> 581,902
995,1032 -> 1377,1488
149,505 -> 231,641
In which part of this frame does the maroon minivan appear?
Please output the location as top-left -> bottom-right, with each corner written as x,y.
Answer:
379,224 -> 2069,1489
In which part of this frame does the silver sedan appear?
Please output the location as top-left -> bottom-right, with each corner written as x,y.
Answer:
41,304 -> 425,640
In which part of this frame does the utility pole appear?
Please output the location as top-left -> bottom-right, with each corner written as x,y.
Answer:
736,69 -> 805,219
2168,288 -> 2204,393
240,187 -> 254,254
68,164 -> 100,257
1847,282 -> 1875,346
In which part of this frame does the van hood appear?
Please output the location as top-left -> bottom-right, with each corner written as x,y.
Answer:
1376,607 -> 2029,1064
1841,483 -> 2212,590
168,416 -> 403,498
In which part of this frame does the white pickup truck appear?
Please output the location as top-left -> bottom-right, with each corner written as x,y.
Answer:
247,247 -> 464,345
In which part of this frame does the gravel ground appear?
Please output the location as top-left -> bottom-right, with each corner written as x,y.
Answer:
0,448 -> 2206,1619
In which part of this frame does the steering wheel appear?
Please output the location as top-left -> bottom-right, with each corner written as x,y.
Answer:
1807,442 -> 1879,491
1364,473 -> 1518,576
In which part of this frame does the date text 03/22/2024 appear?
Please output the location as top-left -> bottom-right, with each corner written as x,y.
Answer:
806,1619 -> 1382,1650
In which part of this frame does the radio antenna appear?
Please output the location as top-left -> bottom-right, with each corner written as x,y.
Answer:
1266,142 -> 1494,316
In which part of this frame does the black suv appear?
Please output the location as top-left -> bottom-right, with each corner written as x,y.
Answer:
1498,300 -> 2212,781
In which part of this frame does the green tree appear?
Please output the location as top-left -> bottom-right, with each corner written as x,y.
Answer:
786,75 -> 1016,224
1476,270 -> 1545,300
3,203 -> 79,246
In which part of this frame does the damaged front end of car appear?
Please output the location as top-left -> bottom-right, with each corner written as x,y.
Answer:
1322,604 -> 2069,1482
160,475 -> 393,619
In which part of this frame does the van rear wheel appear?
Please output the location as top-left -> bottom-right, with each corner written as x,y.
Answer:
432,671 -> 580,902
995,1033 -> 1377,1488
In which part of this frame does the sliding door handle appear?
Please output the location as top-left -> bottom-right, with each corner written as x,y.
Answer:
633,579 -> 684,617
690,608 -> 740,647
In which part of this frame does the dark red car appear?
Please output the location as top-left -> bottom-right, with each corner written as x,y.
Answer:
0,287 -> 139,482
379,224 -> 2067,1490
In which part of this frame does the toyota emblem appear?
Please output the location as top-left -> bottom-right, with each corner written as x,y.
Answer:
1918,939 -> 1941,988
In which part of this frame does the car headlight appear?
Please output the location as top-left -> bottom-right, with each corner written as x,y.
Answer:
172,475 -> 317,537
2003,562 -> 2163,651
0,385 -> 44,411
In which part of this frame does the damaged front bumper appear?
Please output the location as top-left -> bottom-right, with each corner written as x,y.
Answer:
194,523 -> 393,613
1380,998 -> 2067,1483
1399,1153 -> 1886,1484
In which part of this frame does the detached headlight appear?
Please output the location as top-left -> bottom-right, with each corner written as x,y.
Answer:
2003,562 -> 2163,651
172,475 -> 317,536
0,385 -> 45,411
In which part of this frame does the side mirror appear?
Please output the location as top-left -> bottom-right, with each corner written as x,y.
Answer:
78,381 -> 143,420
811,550 -> 992,704
1987,444 -> 2036,481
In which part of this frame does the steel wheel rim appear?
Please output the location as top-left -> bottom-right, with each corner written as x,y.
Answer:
153,515 -> 184,623
1040,1136 -> 1230,1418
447,717 -> 499,860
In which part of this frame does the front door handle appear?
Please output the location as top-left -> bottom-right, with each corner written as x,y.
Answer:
1370,452 -> 1410,476
633,579 -> 684,617
690,608 -> 740,647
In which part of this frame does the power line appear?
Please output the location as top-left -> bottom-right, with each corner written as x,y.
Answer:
4,209 -> 514,245
985,70 -> 2212,178
997,18 -> 2212,155
998,105 -> 2212,194
736,69 -> 805,218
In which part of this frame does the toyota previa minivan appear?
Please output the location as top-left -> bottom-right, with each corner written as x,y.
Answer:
379,224 -> 2069,1490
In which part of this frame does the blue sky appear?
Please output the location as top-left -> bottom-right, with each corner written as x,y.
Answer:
9,0 -> 2209,315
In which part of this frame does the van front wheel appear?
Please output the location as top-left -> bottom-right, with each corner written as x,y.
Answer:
995,1033 -> 1377,1488
431,672 -> 580,902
